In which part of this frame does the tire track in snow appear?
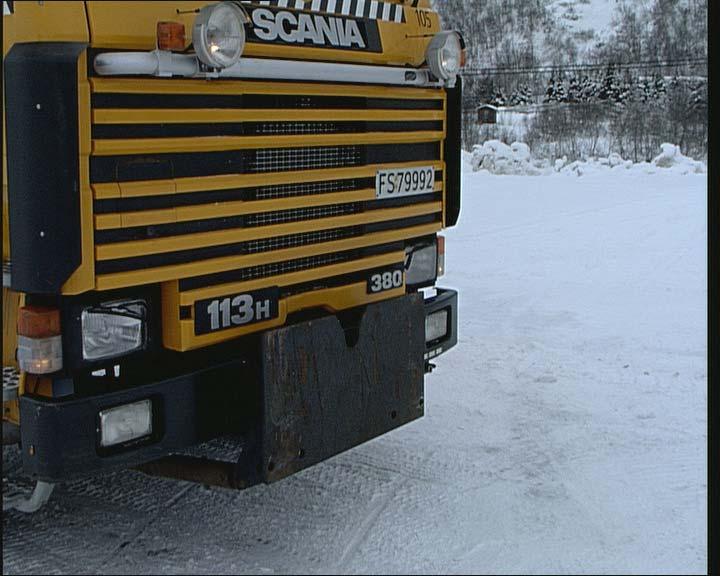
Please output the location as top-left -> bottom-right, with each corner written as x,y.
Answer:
335,479 -> 403,569
93,481 -> 196,572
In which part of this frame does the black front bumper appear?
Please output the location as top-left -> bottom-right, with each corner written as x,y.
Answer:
20,289 -> 458,483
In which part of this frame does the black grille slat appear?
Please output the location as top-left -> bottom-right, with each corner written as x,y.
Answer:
178,239 -> 404,292
95,203 -> 364,244
92,120 -> 443,139
95,213 -> 439,275
90,142 -> 440,183
93,178 -> 378,213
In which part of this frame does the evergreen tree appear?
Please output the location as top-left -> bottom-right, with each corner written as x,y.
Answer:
598,64 -> 621,102
690,79 -> 707,112
635,77 -> 653,103
616,69 -> 635,104
578,74 -> 599,102
509,84 -> 532,107
652,73 -> 667,99
567,75 -> 582,103
555,76 -> 568,103
545,73 -> 559,103
490,89 -> 506,107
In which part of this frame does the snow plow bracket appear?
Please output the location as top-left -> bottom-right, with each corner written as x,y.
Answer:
254,293 -> 426,484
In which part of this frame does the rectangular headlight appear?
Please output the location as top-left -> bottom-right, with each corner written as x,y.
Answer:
99,399 -> 153,448
425,309 -> 449,343
405,241 -> 437,286
82,300 -> 147,361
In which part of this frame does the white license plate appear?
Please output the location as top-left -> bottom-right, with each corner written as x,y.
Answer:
376,166 -> 435,199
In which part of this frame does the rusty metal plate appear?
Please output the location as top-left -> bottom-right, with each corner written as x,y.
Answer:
258,294 -> 425,483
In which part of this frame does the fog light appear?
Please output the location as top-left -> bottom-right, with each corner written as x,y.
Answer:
425,31 -> 464,87
99,399 -> 153,448
193,2 -> 247,69
425,309 -> 449,343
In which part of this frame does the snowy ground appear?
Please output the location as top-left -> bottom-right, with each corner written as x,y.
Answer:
3,166 -> 707,574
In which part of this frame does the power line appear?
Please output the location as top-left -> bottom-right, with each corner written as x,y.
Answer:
460,57 -> 708,76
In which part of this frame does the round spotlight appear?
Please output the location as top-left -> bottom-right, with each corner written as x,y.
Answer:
425,31 -> 464,84
193,2 -> 247,69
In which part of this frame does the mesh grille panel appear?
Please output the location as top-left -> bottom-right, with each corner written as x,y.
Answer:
245,226 -> 361,254
247,203 -> 362,227
218,252 -> 353,284
254,179 -> 359,200
250,146 -> 362,173
252,122 -> 346,135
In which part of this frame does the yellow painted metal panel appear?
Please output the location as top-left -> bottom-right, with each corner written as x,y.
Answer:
119,180 -> 177,228
93,108 -> 445,124
170,280 -> 405,351
92,182 -> 121,199
96,221 -> 441,290
97,189 -> 374,230
161,280 -> 183,351
2,287 -> 21,368
178,250 -> 404,305
85,1 -> 440,66
90,78 -> 444,100
96,202 -> 441,260
61,50 -> 96,294
92,130 -> 444,156
94,182 -> 442,230
95,213 -> 122,229
90,160 -> 445,199
2,1 -> 89,50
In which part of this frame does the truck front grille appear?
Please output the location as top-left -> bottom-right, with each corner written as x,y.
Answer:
88,77 -> 446,347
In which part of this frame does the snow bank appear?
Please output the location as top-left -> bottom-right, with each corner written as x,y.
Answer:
470,140 -> 544,175
469,141 -> 706,177
651,143 -> 706,174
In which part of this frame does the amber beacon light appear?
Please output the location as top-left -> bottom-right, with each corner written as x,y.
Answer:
157,21 -> 186,51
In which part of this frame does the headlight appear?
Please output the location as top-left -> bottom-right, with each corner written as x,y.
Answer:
193,1 -> 247,69
405,240 -> 438,287
425,31 -> 464,85
82,300 -> 147,361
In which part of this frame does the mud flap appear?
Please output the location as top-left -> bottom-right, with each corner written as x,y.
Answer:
256,293 -> 425,483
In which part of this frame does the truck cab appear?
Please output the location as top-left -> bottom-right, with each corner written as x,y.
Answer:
2,0 -> 461,505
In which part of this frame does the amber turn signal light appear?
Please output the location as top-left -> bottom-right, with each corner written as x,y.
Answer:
157,21 -> 186,51
17,306 -> 61,338
17,306 -> 63,374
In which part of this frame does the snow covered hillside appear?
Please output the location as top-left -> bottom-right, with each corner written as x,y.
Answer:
3,166 -> 707,574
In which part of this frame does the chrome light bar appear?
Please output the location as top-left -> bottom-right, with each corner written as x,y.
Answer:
93,50 -> 442,88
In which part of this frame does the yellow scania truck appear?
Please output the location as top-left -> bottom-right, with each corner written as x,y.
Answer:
2,0 -> 462,510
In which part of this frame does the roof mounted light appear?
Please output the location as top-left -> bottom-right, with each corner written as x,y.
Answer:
425,31 -> 465,87
193,2 -> 248,70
